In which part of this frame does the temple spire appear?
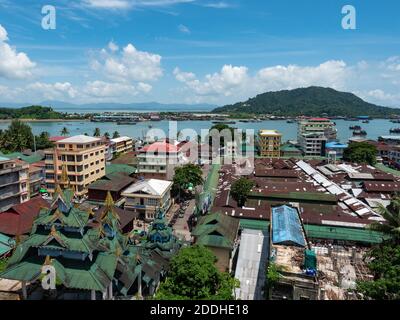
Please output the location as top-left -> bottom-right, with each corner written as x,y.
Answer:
60,164 -> 70,189
105,191 -> 114,209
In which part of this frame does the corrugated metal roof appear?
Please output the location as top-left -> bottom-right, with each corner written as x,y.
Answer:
304,224 -> 387,244
271,205 -> 306,247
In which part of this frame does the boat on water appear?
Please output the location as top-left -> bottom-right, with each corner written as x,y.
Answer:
353,129 -> 367,136
117,121 -> 137,125
349,125 -> 361,130
390,128 -> 400,134
391,119 -> 400,123
239,120 -> 250,123
286,120 -> 295,123
362,120 -> 369,124
212,121 -> 236,125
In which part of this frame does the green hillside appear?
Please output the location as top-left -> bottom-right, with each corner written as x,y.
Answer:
213,86 -> 400,117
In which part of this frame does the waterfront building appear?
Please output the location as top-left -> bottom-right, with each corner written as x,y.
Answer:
44,135 -> 106,197
122,178 -> 173,222
0,157 -> 30,212
257,130 -> 282,158
298,118 -> 337,157
378,135 -> 400,145
110,136 -> 134,157
137,140 -> 187,180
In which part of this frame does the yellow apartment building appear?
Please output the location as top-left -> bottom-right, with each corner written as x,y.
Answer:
257,130 -> 282,158
44,135 -> 106,197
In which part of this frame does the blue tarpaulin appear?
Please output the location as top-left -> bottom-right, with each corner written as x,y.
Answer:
272,205 -> 306,247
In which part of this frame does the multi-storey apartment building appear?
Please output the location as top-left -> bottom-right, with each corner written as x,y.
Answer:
137,140 -> 187,180
110,136 -> 134,157
298,118 -> 337,157
257,130 -> 282,158
122,178 -> 173,221
44,135 -> 106,197
0,157 -> 30,212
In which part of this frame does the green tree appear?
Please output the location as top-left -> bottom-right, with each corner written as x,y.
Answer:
155,245 -> 239,300
356,197 -> 400,299
173,164 -> 204,198
35,131 -> 54,150
103,132 -> 110,139
112,131 -> 120,139
93,128 -> 101,137
230,177 -> 254,207
1,120 -> 34,152
368,197 -> 400,241
343,142 -> 377,165
60,127 -> 69,136
356,243 -> 400,300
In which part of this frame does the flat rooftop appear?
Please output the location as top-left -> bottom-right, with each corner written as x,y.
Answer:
58,135 -> 101,144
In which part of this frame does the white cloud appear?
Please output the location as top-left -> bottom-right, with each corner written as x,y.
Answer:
174,61 -> 351,103
92,43 -> 163,82
174,64 -> 249,96
83,0 -> 132,9
26,82 -> 77,100
178,24 -> 191,34
82,0 -> 195,9
83,80 -> 152,97
202,2 -> 234,9
0,24 -> 8,41
0,24 -> 36,80
108,41 -> 119,52
255,60 -> 349,92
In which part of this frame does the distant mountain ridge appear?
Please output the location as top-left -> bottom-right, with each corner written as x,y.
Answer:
0,101 -> 217,112
212,86 -> 400,117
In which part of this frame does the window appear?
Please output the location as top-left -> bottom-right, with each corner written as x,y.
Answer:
84,155 -> 88,159
84,164 -> 89,169
67,155 -> 75,162
95,151 -> 99,156
67,165 -> 75,172
77,144 -> 83,149
96,160 -> 99,165
76,155 -> 83,162
45,154 -> 54,160
45,164 -> 54,170
58,144 -> 65,148
46,174 -> 55,180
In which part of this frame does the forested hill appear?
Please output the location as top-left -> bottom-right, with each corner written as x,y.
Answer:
212,86 -> 400,117
0,106 -> 65,119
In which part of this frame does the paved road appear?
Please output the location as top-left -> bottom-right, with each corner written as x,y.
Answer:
173,199 -> 196,241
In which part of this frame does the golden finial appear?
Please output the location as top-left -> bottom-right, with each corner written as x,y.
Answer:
60,164 -> 70,188
105,191 -> 114,208
54,184 -> 63,196
115,246 -> 123,257
50,225 -> 57,237
44,255 -> 53,266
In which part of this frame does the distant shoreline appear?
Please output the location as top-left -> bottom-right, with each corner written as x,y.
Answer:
0,118 -> 87,123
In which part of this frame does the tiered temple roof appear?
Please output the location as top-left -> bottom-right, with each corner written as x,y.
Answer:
0,186 -> 181,299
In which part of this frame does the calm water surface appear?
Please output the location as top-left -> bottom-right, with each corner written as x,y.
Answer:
0,119 -> 398,143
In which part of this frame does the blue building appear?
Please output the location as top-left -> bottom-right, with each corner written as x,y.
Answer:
325,142 -> 348,159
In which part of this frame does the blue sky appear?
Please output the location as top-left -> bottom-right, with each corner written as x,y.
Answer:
0,0 -> 400,107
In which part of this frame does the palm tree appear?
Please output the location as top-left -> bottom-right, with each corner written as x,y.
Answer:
104,132 -> 110,139
60,127 -> 69,136
369,196 -> 400,242
93,128 -> 101,137
112,131 -> 120,139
